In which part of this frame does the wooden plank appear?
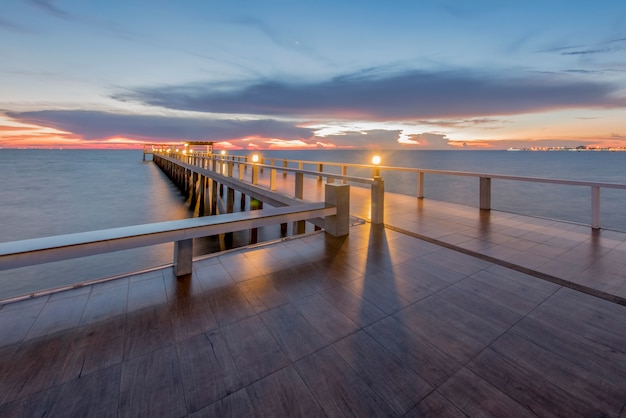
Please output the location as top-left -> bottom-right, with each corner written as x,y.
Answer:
258,304 -> 326,361
188,389 -> 255,418
0,332 -> 72,404
221,315 -> 289,386
293,294 -> 359,344
364,317 -> 459,387
437,368 -> 532,417
176,331 -> 243,413
436,285 -> 523,329
24,294 -> 89,340
49,364 -> 121,417
393,298 -> 489,362
513,317 -> 626,383
319,285 -> 387,327
468,347 -> 612,417
453,275 -> 543,316
58,316 -> 125,383
268,265 -> 318,302
0,380 -> 64,418
0,302 -> 44,347
468,268 -> 555,306
123,305 -> 175,361
126,274 -> 167,313
119,346 -> 186,418
237,276 -> 289,314
294,346 -> 395,417
246,366 -> 325,417
79,284 -> 128,326
528,291 -> 626,352
491,331 -> 625,414
341,275 -> 413,315
334,330 -> 433,416
405,391 -> 469,418
208,287 -> 256,327
167,294 -> 217,342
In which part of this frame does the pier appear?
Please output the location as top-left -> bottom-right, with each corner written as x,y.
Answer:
0,151 -> 625,417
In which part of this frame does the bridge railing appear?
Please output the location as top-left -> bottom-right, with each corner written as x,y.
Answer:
173,152 -> 626,230
0,202 -> 344,288
160,152 -> 385,224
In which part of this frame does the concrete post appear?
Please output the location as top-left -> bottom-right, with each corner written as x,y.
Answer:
417,172 -> 424,199
371,176 -> 385,224
174,239 -> 193,277
479,177 -> 491,210
591,186 -> 600,229
270,168 -> 277,191
325,184 -> 350,237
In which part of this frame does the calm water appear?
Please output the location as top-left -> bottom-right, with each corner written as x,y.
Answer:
2,149 -> 626,299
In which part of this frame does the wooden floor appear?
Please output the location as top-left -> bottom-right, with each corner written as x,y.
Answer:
1,220 -> 625,417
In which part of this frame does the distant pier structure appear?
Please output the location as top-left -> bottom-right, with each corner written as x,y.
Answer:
143,141 -> 214,161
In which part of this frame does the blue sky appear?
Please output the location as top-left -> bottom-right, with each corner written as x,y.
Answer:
1,0 -> 625,149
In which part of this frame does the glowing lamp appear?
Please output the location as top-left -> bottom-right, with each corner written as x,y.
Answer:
372,155 -> 381,177
252,154 -> 259,163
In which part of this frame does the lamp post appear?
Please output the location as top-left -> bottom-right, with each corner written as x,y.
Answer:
372,155 -> 381,177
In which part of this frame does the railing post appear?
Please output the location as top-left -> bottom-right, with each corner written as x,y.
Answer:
591,186 -> 600,229
252,163 -> 259,185
270,168 -> 277,191
317,163 -> 323,182
325,184 -> 350,237
479,177 -> 491,210
341,165 -> 347,184
174,239 -> 193,277
283,159 -> 288,177
371,176 -> 385,224
238,163 -> 244,181
417,171 -> 424,199
294,172 -> 305,234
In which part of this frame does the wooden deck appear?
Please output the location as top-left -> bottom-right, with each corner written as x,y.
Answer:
1,217 -> 625,416
1,167 -> 626,417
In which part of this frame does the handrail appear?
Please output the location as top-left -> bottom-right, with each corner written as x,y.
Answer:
0,203 -> 336,273
168,151 -> 626,229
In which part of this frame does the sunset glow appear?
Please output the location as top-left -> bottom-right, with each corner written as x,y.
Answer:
1,1 -> 625,150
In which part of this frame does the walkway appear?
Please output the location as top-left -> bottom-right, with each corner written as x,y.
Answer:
0,171 -> 625,416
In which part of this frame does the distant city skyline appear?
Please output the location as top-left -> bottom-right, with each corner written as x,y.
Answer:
1,0 -> 625,150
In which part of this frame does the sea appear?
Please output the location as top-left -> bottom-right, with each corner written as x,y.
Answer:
1,148 -> 626,300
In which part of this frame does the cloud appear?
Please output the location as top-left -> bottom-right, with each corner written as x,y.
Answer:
561,48 -> 614,56
26,0 -> 71,19
0,16 -> 31,33
5,110 -> 314,143
115,68 -> 626,120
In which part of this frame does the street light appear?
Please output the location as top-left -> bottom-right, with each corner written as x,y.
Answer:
372,155 -> 381,177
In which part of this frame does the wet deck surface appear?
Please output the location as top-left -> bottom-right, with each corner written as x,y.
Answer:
1,170 -> 626,417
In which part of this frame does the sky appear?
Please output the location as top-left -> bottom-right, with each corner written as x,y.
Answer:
1,0 -> 625,150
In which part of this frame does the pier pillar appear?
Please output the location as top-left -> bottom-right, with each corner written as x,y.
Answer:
479,177 -> 491,210
190,172 -> 198,206
174,239 -> 193,277
211,180 -> 218,215
325,184 -> 350,237
371,176 -> 385,225
198,175 -> 206,215
250,199 -> 262,244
